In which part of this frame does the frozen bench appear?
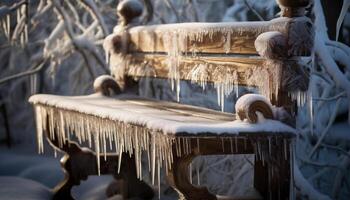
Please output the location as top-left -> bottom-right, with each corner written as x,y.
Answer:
29,0 -> 313,199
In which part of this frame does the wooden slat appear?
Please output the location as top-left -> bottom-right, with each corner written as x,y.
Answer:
123,98 -> 235,121
125,53 -> 265,86
127,20 -> 290,55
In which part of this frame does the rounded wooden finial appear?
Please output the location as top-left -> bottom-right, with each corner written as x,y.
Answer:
117,0 -> 143,26
94,75 -> 121,96
235,94 -> 274,124
255,31 -> 288,59
276,0 -> 310,17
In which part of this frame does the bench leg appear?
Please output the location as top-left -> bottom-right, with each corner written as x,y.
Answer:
254,139 -> 291,200
110,154 -> 154,199
50,140 -> 154,200
167,153 -> 216,200
52,142 -> 97,200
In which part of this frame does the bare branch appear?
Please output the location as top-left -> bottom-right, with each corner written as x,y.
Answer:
313,92 -> 346,101
164,0 -> 181,22
243,0 -> 265,21
0,60 -> 46,85
79,0 -> 109,36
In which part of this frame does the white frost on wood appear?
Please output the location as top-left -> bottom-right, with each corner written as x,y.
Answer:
29,94 -> 295,135
235,93 -> 273,116
93,75 -> 116,91
29,93 -> 296,195
255,31 -> 287,59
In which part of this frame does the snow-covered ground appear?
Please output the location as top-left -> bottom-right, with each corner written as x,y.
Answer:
0,146 -> 124,200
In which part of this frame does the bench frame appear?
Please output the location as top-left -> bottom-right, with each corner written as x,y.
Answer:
33,0 -> 313,199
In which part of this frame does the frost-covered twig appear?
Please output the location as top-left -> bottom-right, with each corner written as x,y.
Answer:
331,152 -> 350,198
321,143 -> 350,159
51,0 -> 109,77
336,0 -> 350,41
0,60 -> 46,85
141,0 -> 153,24
313,92 -> 346,101
0,0 -> 27,19
243,0 -> 265,21
187,0 -> 199,22
308,98 -> 341,158
294,162 -> 332,200
163,0 -> 180,22
79,0 -> 108,36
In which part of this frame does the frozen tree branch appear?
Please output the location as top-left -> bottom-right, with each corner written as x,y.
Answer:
51,0 -> 108,77
187,0 -> 199,22
79,0 -> 109,36
313,92 -> 346,101
0,60 -> 46,85
294,162 -> 332,200
163,0 -> 180,22
0,0 -> 27,19
243,0 -> 265,21
308,98 -> 341,158
336,0 -> 350,41
141,0 -> 154,24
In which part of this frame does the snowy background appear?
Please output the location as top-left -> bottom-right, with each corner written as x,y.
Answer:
1,0 -> 350,199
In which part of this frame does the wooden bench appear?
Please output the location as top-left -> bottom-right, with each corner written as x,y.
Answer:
29,0 -> 313,199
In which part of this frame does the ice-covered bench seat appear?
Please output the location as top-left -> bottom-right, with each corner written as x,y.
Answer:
29,0 -> 313,199
29,93 -> 296,200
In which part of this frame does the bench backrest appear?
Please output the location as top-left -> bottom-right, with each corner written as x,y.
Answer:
104,0 -> 313,122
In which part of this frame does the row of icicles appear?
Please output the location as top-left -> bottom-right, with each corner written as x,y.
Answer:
33,103 -> 295,199
104,23 -> 310,112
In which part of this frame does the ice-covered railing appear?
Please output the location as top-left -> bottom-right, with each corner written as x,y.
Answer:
104,0 -> 313,112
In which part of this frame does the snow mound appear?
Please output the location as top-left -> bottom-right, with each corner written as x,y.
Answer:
0,176 -> 52,200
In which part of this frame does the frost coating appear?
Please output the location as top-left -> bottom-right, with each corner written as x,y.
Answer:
93,75 -> 116,90
29,93 -> 296,197
255,31 -> 287,59
235,94 -> 273,116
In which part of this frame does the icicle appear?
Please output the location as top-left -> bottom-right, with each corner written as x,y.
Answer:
103,131 -> 107,161
151,134 -> 156,185
105,52 -> 110,68
158,158 -> 161,199
268,136 -> 272,156
189,163 -> 193,184
196,138 -> 200,152
221,137 -> 225,152
224,32 -> 231,54
94,132 -> 101,176
34,106 -> 44,154
235,137 -> 238,153
213,67 -> 238,112
6,14 -> 10,40
196,161 -> 200,185
176,79 -> 180,102
308,90 -> 314,135
117,133 -> 124,173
